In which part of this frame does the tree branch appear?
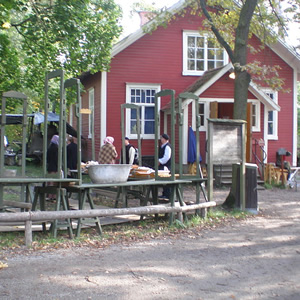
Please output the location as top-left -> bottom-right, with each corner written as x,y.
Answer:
198,0 -> 235,63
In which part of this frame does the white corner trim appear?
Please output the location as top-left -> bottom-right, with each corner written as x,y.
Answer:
100,71 -> 107,146
263,109 -> 269,163
183,105 -> 189,164
292,68 -> 298,166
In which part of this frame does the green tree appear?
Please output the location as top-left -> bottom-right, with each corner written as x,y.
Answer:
0,0 -> 122,106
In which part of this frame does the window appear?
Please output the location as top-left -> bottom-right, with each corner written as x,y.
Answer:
192,101 -> 208,131
126,84 -> 161,139
88,88 -> 94,138
183,31 -> 228,76
250,100 -> 260,132
264,90 -> 278,139
199,103 -> 205,127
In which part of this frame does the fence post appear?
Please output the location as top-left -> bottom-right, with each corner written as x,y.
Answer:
25,220 -> 32,247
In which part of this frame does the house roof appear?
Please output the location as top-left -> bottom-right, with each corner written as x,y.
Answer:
112,0 -> 300,78
161,63 -> 281,112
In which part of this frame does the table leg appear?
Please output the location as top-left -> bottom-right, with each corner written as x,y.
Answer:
169,186 -> 176,225
51,189 -> 61,238
76,189 -> 87,237
140,186 -> 151,220
60,189 -> 73,239
175,185 -> 187,222
86,190 -> 102,235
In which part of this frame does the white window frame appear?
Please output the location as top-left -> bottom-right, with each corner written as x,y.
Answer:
182,30 -> 228,76
249,100 -> 261,132
88,88 -> 94,139
126,83 -> 161,139
263,89 -> 278,140
192,100 -> 209,131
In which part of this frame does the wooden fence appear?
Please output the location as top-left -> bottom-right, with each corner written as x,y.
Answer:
0,201 -> 216,247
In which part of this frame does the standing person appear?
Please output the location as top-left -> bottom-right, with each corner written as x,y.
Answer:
67,136 -> 78,170
121,137 -> 138,165
158,133 -> 171,199
98,136 -> 118,164
47,134 -> 59,174
46,134 -> 59,200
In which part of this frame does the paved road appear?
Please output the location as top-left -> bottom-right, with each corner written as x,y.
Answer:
0,188 -> 299,299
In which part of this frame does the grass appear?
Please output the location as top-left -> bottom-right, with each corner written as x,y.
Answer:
4,160 -> 43,178
0,206 -> 252,250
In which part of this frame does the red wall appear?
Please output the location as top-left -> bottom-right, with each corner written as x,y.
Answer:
248,36 -> 294,164
81,72 -> 102,161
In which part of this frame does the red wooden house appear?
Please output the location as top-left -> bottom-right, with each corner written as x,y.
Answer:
78,1 -> 300,170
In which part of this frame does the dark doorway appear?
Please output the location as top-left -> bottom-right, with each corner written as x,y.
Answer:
218,103 -> 233,119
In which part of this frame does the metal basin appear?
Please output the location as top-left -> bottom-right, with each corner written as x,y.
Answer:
88,164 -> 131,184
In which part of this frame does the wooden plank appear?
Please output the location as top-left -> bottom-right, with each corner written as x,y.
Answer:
2,200 -> 32,209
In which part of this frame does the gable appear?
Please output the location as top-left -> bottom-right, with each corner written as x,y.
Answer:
112,1 -> 300,77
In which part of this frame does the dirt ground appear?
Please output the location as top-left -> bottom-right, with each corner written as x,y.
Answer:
0,187 -> 300,300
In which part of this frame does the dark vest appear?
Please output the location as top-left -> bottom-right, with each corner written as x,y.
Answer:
159,142 -> 171,170
121,144 -> 133,164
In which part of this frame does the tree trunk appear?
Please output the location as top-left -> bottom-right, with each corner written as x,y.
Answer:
232,0 -> 258,120
233,70 -> 251,120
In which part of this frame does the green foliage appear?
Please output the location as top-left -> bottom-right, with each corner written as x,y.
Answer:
0,0 -> 122,107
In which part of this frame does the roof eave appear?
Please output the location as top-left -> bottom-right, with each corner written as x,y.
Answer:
249,82 -> 281,111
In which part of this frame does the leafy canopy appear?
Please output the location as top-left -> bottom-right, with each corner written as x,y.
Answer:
0,0 -> 122,104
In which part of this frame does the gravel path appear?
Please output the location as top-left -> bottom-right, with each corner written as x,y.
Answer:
0,187 -> 299,300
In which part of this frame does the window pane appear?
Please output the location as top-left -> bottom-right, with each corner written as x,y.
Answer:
199,104 -> 204,114
145,107 -> 154,119
252,104 -> 256,127
208,60 -> 215,69
268,111 -> 273,122
268,122 -> 273,135
141,90 -> 146,103
188,36 -> 195,47
188,60 -> 195,70
130,121 -> 137,134
196,60 -> 204,71
200,115 -> 204,126
216,50 -> 223,60
199,103 -> 204,126
151,90 -> 155,103
208,49 -> 215,59
145,121 -> 154,134
216,61 -> 223,68
196,49 -> 204,59
188,48 -> 195,58
197,37 -> 204,48
131,109 -> 137,119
